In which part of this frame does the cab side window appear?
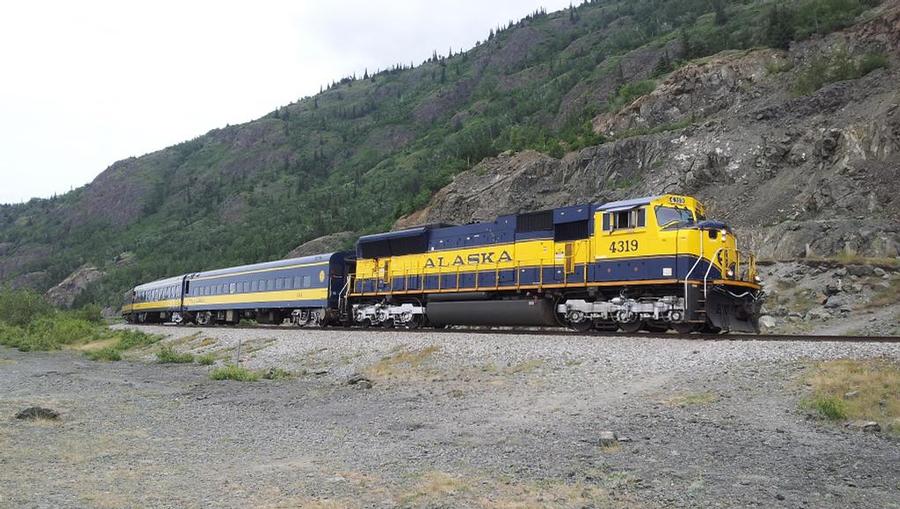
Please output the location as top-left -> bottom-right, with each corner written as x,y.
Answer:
603,208 -> 645,231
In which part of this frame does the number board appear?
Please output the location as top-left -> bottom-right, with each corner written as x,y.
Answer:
609,240 -> 639,253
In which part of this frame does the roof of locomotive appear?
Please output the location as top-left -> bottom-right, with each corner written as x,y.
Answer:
596,196 -> 661,212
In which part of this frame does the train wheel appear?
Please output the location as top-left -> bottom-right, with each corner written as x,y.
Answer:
700,323 -> 722,334
643,322 -> 669,333
619,319 -> 642,334
568,319 -> 593,332
382,318 -> 395,328
406,315 -> 423,330
196,312 -> 212,326
673,323 -> 698,334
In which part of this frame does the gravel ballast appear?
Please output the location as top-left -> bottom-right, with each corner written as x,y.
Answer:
1,325 -> 898,508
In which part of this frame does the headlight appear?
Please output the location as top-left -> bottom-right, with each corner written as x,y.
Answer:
726,269 -> 734,278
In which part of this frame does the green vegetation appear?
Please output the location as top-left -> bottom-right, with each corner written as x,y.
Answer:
608,80 -> 657,112
196,353 -> 216,365
156,346 -> 195,364
209,364 -> 260,382
262,367 -> 293,380
802,359 -> 900,433
0,0 -> 886,307
85,347 -> 122,362
806,395 -> 848,420
794,49 -> 888,95
0,288 -> 161,357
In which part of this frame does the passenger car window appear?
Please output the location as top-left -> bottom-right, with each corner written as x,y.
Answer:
302,275 -> 311,288
230,283 -> 236,294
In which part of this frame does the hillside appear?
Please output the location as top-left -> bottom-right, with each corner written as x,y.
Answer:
0,0 -> 894,308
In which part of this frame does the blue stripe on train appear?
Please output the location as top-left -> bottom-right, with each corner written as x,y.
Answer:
354,255 -> 721,293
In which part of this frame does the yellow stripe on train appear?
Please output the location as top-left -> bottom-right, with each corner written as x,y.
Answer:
183,288 -> 328,307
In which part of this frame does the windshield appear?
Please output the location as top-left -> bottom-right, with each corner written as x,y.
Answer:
655,206 -> 694,227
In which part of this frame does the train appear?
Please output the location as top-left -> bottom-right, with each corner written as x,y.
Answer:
122,194 -> 764,333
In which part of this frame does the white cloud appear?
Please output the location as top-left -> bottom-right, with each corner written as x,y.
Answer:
0,0 -> 572,204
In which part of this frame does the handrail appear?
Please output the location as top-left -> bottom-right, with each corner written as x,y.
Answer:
684,229 -> 705,306
703,247 -> 727,299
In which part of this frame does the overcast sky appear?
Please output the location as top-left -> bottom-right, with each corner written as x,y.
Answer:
0,0 -> 573,205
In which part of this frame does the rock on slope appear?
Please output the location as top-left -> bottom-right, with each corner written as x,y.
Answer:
397,6 -> 900,260
284,231 -> 356,259
44,265 -> 105,308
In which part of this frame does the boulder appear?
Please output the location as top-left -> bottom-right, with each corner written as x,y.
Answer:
845,420 -> 881,432
45,265 -> 105,308
15,407 -> 59,420
598,431 -> 619,447
846,265 -> 876,277
759,315 -> 777,329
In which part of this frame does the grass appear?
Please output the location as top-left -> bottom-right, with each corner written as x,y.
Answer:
196,354 -> 216,365
612,117 -> 694,140
209,364 -> 260,382
802,359 -> 900,434
262,367 -> 293,380
156,347 -> 195,364
396,470 -> 623,508
806,395 -> 847,420
832,252 -> 900,269
867,279 -> 900,309
85,347 -> 122,362
366,345 -> 440,380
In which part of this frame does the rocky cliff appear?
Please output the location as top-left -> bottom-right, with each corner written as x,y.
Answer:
397,5 -> 900,262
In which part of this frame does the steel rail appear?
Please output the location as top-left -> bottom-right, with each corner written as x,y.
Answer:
127,323 -> 900,343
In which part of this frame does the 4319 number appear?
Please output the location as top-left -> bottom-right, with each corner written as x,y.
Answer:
609,240 -> 639,253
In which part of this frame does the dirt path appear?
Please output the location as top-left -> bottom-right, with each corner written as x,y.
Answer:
1,329 -> 898,508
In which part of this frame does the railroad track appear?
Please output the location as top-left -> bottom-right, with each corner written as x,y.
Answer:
130,323 -> 900,343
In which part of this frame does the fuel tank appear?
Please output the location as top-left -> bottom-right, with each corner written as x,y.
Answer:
426,298 -> 558,327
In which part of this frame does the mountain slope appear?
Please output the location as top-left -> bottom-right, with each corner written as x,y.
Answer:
0,0 -> 891,307
396,9 -> 900,259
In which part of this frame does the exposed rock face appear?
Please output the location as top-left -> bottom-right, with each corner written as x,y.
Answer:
45,265 -> 105,308
397,10 -> 900,260
285,231 -> 356,259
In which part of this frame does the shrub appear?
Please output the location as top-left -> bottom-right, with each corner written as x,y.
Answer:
67,304 -> 104,323
807,395 -> 848,420
209,364 -> 259,382
197,354 -> 216,366
156,347 -> 195,364
608,80 -> 657,112
86,347 -> 122,362
857,53 -> 888,75
262,368 -> 292,380
794,50 -> 888,95
115,329 -> 162,350
0,287 -> 53,327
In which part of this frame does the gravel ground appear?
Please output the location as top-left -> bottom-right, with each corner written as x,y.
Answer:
1,326 -> 899,508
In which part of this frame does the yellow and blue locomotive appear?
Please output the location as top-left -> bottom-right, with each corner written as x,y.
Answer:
123,194 -> 763,333
350,194 -> 762,333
